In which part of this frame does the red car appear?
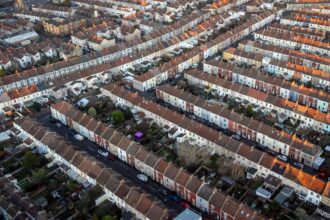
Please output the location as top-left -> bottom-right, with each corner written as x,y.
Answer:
108,154 -> 116,161
318,173 -> 326,179
180,202 -> 189,209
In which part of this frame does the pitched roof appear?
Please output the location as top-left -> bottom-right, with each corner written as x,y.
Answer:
154,159 -> 169,173
136,195 -> 153,215
197,184 -> 213,201
164,163 -> 179,180
222,197 -> 240,217
209,190 -> 226,210
236,205 -> 257,220
185,176 -> 202,193
172,168 -> 190,187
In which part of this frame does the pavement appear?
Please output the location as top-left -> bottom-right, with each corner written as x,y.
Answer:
36,112 -> 185,217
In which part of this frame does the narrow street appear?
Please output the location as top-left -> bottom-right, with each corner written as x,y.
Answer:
36,112 -> 185,217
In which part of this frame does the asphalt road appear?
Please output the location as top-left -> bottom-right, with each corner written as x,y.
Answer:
37,113 -> 185,218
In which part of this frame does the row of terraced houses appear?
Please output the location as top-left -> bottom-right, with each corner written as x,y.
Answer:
0,8 -> 281,112
14,118 -> 173,220
0,0 -> 252,95
46,101 -> 266,220
155,83 -> 322,167
100,84 -> 330,208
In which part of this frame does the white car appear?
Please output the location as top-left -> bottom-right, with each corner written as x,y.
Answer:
277,155 -> 288,162
74,134 -> 84,141
137,174 -> 148,182
192,63 -> 198,68
98,149 -> 108,157
293,162 -> 303,169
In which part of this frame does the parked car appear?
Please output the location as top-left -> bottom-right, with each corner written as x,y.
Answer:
167,195 -> 180,202
74,134 -> 84,141
267,150 -> 277,157
180,201 -> 189,208
317,173 -> 326,180
293,162 -> 304,169
215,56 -> 221,61
137,174 -> 148,182
108,154 -> 116,161
233,134 -> 241,140
98,149 -> 108,157
277,155 -> 288,162
159,189 -> 168,196
55,122 -> 62,128
69,130 -> 76,137
49,116 -> 56,123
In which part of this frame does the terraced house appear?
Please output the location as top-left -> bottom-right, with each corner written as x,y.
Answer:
195,67 -> 330,133
13,118 -> 171,220
100,84 -> 329,206
49,101 -> 266,220
156,84 -> 323,166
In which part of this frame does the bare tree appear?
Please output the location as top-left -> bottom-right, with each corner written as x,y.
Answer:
216,156 -> 245,180
217,156 -> 233,175
177,80 -> 188,90
230,164 -> 245,180
295,207 -> 308,220
177,142 -> 210,166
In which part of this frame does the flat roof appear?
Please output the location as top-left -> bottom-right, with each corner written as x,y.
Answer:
174,209 -> 201,220
0,132 -> 11,142
4,31 -> 39,44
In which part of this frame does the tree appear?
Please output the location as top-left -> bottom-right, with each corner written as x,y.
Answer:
177,141 -> 209,167
325,31 -> 330,42
63,0 -> 71,5
77,185 -> 104,214
31,168 -> 46,185
48,179 -> 57,191
32,102 -> 42,112
305,81 -> 312,88
245,104 -> 254,117
88,107 -> 97,117
295,207 -> 308,220
217,156 -> 234,176
227,99 -> 235,110
33,22 -> 44,34
66,182 -> 77,191
188,85 -> 200,95
111,111 -> 125,124
207,154 -> 219,170
23,151 -> 40,169
0,69 -> 6,77
230,164 -> 245,180
94,202 -> 121,219
177,80 -> 188,90
103,216 -> 118,220
123,108 -> 133,120
268,201 -> 281,217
